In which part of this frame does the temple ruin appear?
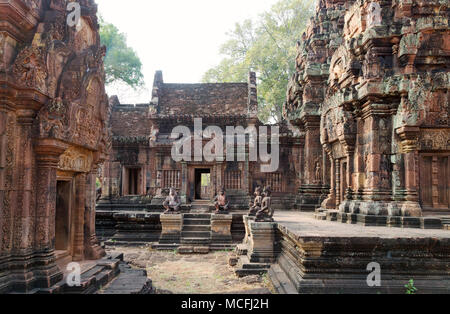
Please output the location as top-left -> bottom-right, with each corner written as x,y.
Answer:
0,0 -> 449,295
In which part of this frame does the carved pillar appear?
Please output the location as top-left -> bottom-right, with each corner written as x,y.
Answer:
396,126 -> 422,217
181,162 -> 188,203
335,159 -> 341,207
297,116 -> 324,211
73,173 -> 86,261
321,148 -> 336,209
34,139 -> 68,251
84,167 -> 105,260
13,110 -> 35,251
0,110 -> 13,256
243,152 -> 250,195
303,117 -> 321,185
216,161 -> 223,190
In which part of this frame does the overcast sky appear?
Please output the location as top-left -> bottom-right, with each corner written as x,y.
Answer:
96,0 -> 279,103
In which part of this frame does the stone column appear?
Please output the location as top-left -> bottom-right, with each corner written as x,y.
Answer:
84,167 -> 105,260
321,149 -> 336,210
72,173 -> 86,261
335,159 -> 341,207
396,126 -> 422,217
297,116 -> 324,211
34,139 -> 68,251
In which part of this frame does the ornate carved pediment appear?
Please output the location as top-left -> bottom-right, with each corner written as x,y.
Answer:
58,146 -> 94,173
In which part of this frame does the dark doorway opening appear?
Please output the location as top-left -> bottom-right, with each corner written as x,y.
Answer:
56,181 -> 71,252
195,169 -> 211,200
128,168 -> 139,195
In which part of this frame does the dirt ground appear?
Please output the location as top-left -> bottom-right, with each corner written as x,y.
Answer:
106,246 -> 273,294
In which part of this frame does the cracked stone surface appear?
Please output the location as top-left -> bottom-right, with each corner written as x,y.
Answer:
106,247 -> 272,294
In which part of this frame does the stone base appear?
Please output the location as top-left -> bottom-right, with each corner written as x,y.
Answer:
270,223 -> 450,294
245,216 -> 277,264
322,212 -> 443,229
296,185 -> 327,212
211,214 -> 233,244
0,249 -> 63,294
158,214 -> 183,245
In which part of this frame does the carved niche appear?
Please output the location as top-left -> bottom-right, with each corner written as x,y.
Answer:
11,46 -> 48,93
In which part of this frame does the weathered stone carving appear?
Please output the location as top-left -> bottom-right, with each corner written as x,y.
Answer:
285,0 -> 450,224
0,0 -> 109,293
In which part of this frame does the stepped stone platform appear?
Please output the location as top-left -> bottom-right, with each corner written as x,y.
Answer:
152,212 -> 238,252
96,209 -> 247,249
315,208 -> 447,229
232,212 -> 450,294
270,212 -> 450,294
12,253 -> 146,294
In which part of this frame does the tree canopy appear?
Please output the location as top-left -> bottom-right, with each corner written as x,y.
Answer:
202,0 -> 317,123
99,18 -> 145,89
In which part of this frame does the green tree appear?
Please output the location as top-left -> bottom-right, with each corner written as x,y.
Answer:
203,0 -> 317,123
99,18 -> 144,88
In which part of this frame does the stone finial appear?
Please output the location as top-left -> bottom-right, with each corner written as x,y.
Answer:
154,70 -> 163,86
109,95 -> 120,107
151,71 -> 163,106
248,71 -> 258,117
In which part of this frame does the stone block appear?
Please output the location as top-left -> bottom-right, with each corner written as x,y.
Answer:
211,214 -> 233,244
159,214 -> 182,244
247,220 -> 277,264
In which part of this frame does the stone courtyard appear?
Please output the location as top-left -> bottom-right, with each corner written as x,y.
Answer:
104,247 -> 272,294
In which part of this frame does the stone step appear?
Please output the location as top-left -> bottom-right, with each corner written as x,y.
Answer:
181,238 -> 211,245
314,213 -> 327,220
268,264 -> 298,294
182,225 -> 211,232
184,213 -> 211,219
183,218 -> 211,225
234,256 -> 271,278
99,264 -> 152,294
178,246 -> 210,254
181,231 -> 211,238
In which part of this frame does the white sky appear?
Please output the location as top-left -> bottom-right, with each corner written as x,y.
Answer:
96,0 -> 279,103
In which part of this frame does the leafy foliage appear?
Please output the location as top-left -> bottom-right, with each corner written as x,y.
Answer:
405,279 -> 418,295
203,0 -> 317,123
99,18 -> 144,88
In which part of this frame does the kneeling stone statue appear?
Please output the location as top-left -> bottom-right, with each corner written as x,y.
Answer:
255,187 -> 274,222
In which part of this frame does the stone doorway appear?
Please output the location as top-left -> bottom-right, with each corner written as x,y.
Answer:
55,180 -> 73,263
195,168 -> 211,200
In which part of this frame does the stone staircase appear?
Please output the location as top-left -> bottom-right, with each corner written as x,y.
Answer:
442,217 -> 450,230
180,213 -> 212,251
231,244 -> 271,277
98,263 -> 153,294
